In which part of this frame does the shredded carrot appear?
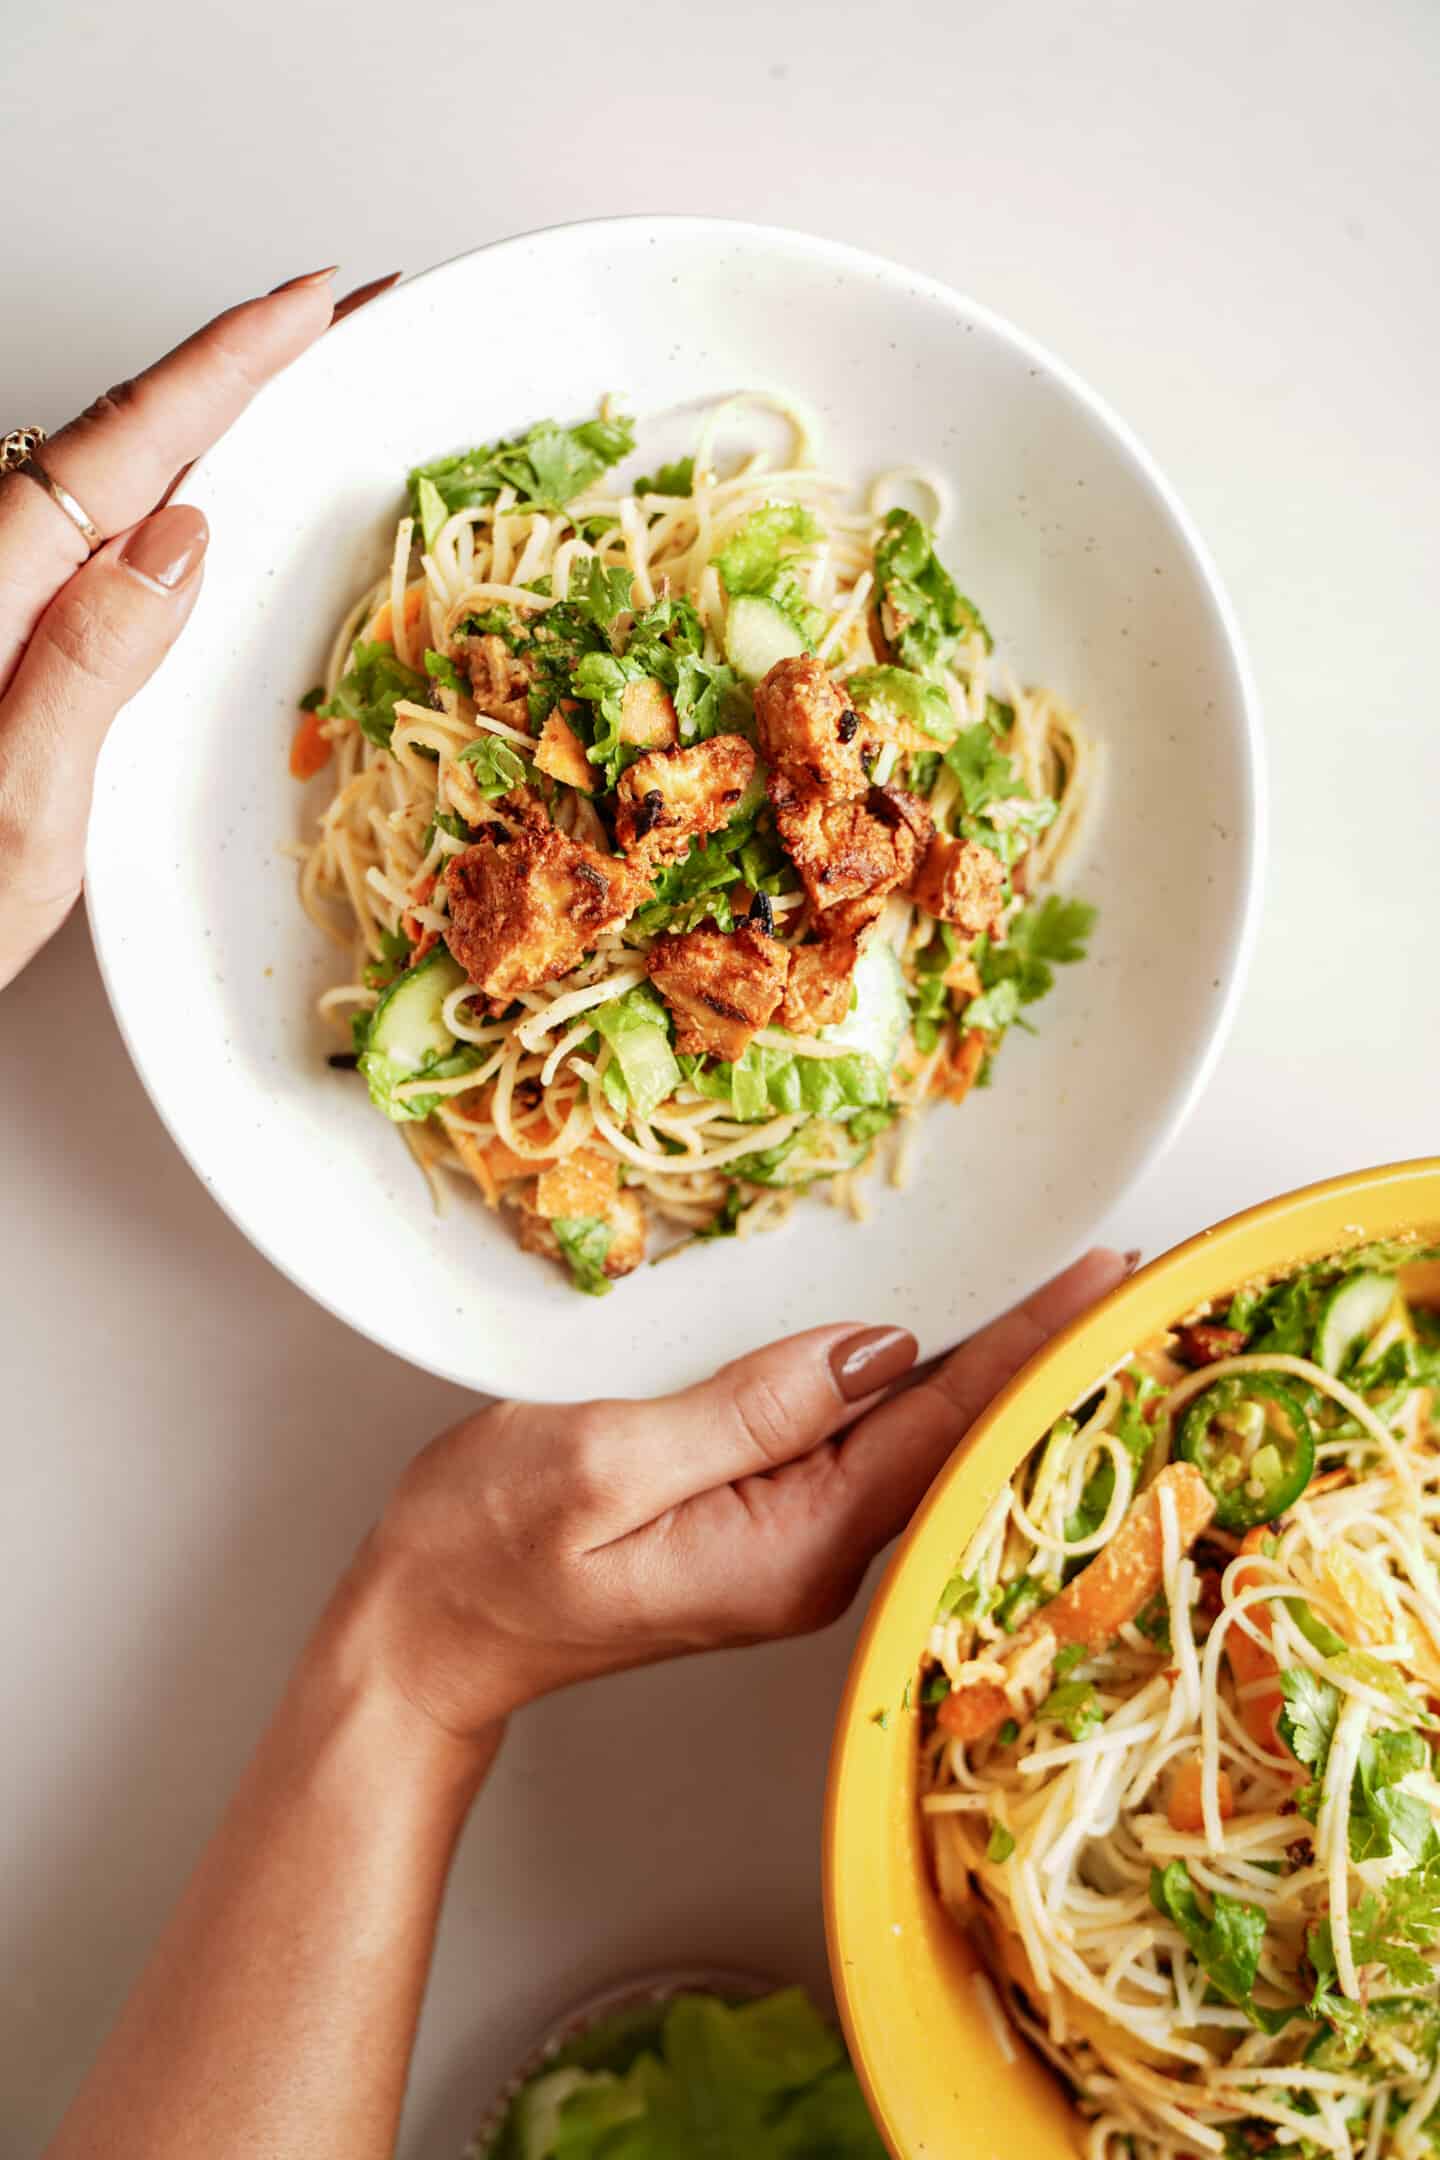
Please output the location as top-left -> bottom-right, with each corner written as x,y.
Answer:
1226,1526 -> 1288,1758
1168,1754 -> 1233,1832
368,583 -> 426,646
938,1463 -> 1216,1745
289,706 -> 333,781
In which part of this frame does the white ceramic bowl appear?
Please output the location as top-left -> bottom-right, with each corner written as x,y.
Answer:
86,216 -> 1262,1400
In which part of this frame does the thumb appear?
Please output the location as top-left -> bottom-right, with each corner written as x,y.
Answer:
582,1321 -> 920,1536
0,503 -> 207,986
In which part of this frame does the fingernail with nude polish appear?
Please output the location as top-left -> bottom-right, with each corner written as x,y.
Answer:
120,505 -> 210,593
1123,1248 -> 1142,1276
332,271 -> 403,322
269,265 -> 340,293
831,1325 -> 919,1402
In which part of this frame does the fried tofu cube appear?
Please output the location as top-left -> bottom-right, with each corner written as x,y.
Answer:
533,710 -> 597,793
619,676 -> 679,748
772,784 -> 931,915
534,1147 -> 620,1220
614,735 -> 756,865
754,654 -> 874,794
646,920 -> 790,1060
777,937 -> 859,1033
911,832 -> 1007,938
444,828 -> 643,997
515,1184 -> 648,1279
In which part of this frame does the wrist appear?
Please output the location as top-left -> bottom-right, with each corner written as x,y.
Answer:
301,1541 -> 509,1804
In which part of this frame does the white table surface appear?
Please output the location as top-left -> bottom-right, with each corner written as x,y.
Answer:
2,2 -> 1437,2149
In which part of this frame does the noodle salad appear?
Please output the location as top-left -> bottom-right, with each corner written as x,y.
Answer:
292,395 -> 1096,1294
919,1246 -> 1440,2160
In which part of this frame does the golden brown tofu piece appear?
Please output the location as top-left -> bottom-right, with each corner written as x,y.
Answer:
619,676 -> 679,748
534,1146 -> 620,1219
646,921 -> 790,1060
444,828 -> 643,998
533,710 -> 596,793
911,832 -> 1007,938
777,937 -> 859,1033
458,631 -> 533,728
772,783 -> 931,915
754,654 -> 875,794
515,1184 -> 648,1279
614,735 -> 756,866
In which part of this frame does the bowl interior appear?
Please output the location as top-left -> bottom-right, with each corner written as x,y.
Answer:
824,1159 -> 1440,2159
86,217 -> 1259,1398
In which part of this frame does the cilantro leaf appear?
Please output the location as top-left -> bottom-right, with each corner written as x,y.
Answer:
1150,1860 -> 1266,2010
551,1216 -> 614,1298
1278,1668 -> 1340,1774
944,723 -> 1028,815
409,411 -> 636,518
634,455 -> 694,497
323,640 -> 428,749
456,734 -> 528,797
964,895 -> 1098,1037
873,506 -> 991,671
423,648 -> 466,695
1308,1857 -> 1440,1999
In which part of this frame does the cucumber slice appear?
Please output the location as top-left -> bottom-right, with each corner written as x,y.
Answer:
821,938 -> 908,1078
359,945 -> 468,1123
724,593 -> 808,683
1315,1272 -> 1399,1375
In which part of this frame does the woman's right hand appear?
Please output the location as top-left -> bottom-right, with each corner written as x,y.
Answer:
0,267 -> 395,992
336,1248 -> 1130,1752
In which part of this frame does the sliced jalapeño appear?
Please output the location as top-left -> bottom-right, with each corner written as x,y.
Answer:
1176,1374 -> 1316,1531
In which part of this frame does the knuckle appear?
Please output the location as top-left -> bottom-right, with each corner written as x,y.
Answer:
729,1370 -> 799,1471
41,591 -> 134,691
558,1405 -> 623,1518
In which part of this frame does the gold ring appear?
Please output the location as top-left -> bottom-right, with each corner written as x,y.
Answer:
1,425 -> 105,553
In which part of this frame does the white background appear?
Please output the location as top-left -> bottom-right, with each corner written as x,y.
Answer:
1,1 -> 1436,2150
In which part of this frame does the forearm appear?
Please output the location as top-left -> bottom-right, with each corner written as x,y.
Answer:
46,1568 -> 502,2160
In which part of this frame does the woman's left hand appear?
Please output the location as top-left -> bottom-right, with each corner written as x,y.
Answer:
343,1247 -> 1131,1748
0,268 -> 394,991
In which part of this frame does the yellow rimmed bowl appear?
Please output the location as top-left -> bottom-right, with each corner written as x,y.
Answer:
824,1158 -> 1440,2159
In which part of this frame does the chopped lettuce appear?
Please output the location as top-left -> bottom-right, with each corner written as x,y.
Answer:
590,985 -> 680,1121
323,640 -> 428,749
408,411 -> 636,519
551,1216 -> 614,1298
415,473 -> 449,550
873,506 -> 991,668
359,1043 -> 483,1123
848,665 -> 957,742
714,503 -> 825,642
684,1046 -> 889,1125
493,1987 -> 885,2160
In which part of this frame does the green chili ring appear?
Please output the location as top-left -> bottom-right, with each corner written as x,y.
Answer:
1177,1374 -> 1316,1531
